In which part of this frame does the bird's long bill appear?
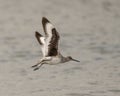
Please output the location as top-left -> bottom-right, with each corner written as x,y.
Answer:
71,58 -> 80,62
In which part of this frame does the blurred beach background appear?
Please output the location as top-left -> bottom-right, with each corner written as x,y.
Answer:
0,0 -> 120,96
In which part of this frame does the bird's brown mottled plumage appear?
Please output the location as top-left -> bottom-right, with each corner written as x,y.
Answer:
36,17 -> 60,56
48,28 -> 60,56
32,17 -> 80,71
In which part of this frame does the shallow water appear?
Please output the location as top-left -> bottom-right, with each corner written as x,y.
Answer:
0,0 -> 120,96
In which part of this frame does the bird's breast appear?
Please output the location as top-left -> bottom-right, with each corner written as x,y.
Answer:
47,57 -> 61,65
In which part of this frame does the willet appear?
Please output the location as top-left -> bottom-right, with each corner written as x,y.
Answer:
32,17 -> 80,71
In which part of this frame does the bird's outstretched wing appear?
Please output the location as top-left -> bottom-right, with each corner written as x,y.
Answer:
42,17 -> 60,56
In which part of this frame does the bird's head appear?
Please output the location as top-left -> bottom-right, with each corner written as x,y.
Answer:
67,56 -> 80,62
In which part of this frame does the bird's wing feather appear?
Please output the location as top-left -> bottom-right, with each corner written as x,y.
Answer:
35,31 -> 46,57
42,17 -> 60,56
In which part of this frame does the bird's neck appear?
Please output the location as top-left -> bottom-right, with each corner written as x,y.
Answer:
62,57 -> 70,63
57,52 -> 70,63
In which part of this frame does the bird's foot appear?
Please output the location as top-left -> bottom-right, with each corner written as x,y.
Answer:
31,64 -> 38,68
32,63 -> 44,71
33,67 -> 39,71
31,60 -> 44,68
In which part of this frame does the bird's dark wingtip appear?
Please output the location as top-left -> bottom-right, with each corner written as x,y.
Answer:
35,31 -> 39,34
35,31 -> 42,37
42,17 -> 50,25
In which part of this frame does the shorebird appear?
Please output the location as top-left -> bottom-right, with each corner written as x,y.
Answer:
32,17 -> 80,71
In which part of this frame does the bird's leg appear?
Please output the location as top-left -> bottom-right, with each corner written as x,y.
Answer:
31,60 -> 43,68
31,62 -> 41,68
32,57 -> 51,70
33,63 -> 44,71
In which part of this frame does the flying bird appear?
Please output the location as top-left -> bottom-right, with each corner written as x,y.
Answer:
32,17 -> 80,71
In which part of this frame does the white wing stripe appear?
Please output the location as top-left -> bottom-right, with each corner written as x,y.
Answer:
40,37 -> 45,44
40,37 -> 46,57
